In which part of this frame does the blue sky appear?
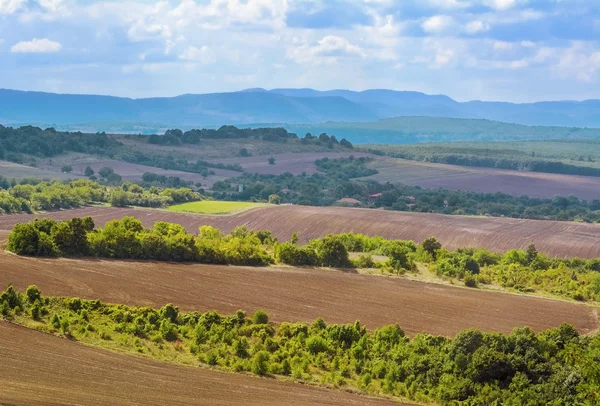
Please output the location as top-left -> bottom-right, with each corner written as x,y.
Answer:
1,0 -> 599,102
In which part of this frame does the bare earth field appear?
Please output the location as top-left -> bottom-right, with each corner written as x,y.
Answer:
0,250 -> 596,336
2,205 -> 599,258
35,153 -> 239,187
362,158 -> 600,200
0,159 -> 81,181
0,322 -> 401,406
207,152 -> 371,175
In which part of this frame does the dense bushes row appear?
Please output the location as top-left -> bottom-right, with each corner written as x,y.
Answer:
0,179 -> 203,213
0,125 -> 122,161
2,285 -> 599,405
367,147 -> 600,177
9,217 -> 600,302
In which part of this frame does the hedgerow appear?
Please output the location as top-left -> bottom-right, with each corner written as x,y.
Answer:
8,218 -> 600,302
2,285 -> 599,405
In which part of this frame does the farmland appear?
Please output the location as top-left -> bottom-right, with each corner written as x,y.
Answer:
168,200 -> 267,214
207,152 -> 371,175
2,205 -> 599,258
360,157 -> 600,200
0,250 -> 596,336
0,322 -> 399,406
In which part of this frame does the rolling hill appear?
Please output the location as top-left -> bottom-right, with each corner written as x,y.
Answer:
3,88 -> 600,129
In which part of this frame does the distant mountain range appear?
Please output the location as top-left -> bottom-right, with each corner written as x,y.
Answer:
2,87 -> 600,128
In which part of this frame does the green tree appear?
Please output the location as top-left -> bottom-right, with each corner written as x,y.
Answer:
84,166 -> 95,177
268,194 -> 280,204
251,351 -> 270,376
422,237 -> 442,259
7,223 -> 40,256
268,157 -> 276,165
314,235 -> 351,268
61,165 -> 73,173
252,310 -> 269,325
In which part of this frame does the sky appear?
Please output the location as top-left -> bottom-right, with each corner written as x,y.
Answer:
1,0 -> 599,102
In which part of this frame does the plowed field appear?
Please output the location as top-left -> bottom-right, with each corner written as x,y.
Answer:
0,322 -> 402,406
1,252 -> 596,336
362,158 -> 600,200
1,205 -> 599,258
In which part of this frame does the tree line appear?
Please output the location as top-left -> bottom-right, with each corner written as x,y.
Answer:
212,157 -> 600,223
366,146 -> 600,177
147,125 -> 353,150
8,217 -> 600,302
2,285 -> 599,405
0,178 -> 204,214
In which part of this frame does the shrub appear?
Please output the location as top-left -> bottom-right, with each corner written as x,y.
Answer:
251,351 -> 271,375
253,310 -> 269,325
352,254 -> 375,268
464,273 -> 478,288
26,285 -> 41,303
306,335 -> 329,354
313,235 -> 351,268
7,223 -> 40,256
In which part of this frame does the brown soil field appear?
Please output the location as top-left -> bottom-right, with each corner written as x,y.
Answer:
118,136 -> 357,160
362,158 -> 600,200
0,322 -> 402,406
208,152 -> 372,175
34,153 -> 239,187
1,251 -> 596,336
0,159 -> 81,181
2,205 -> 599,258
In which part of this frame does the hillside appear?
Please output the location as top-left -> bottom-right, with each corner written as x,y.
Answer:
285,117 -> 600,144
4,88 -> 600,129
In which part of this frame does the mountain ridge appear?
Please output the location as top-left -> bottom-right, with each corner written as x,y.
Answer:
2,87 -> 600,128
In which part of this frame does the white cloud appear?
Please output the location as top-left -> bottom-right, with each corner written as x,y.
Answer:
422,15 -> 454,34
485,0 -> 518,10
11,38 -> 62,53
0,0 -> 24,14
493,41 -> 513,50
287,35 -> 366,64
521,40 -> 536,48
179,45 -> 216,64
465,20 -> 490,34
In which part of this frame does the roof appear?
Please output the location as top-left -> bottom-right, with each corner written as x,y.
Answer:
369,193 -> 383,198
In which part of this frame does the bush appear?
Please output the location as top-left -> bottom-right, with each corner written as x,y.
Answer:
7,223 -> 41,256
25,285 -> 41,303
306,335 -> 329,354
251,351 -> 270,375
464,273 -> 478,288
253,310 -> 269,325
313,235 -> 351,268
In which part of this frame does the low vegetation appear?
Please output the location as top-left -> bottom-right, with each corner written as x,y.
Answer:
363,139 -> 600,177
1,285 -> 599,405
8,217 -> 600,302
167,201 -> 266,215
0,178 -> 203,213
212,157 -> 600,223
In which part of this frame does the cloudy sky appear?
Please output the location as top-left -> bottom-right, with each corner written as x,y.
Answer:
1,0 -> 599,102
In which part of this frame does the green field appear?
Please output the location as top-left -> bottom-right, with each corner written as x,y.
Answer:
167,200 -> 267,214
360,139 -> 600,177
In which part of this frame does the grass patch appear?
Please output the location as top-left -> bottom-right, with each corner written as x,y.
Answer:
167,200 -> 267,215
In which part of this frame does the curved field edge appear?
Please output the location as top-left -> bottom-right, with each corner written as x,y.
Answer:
0,321 -> 403,406
1,205 -> 599,258
1,252 -> 597,336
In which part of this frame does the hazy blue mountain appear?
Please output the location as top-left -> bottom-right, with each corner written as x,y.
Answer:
2,87 -> 600,129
